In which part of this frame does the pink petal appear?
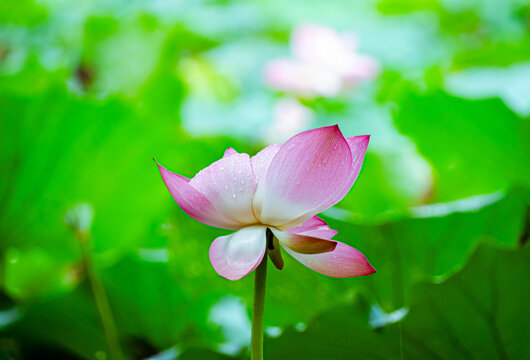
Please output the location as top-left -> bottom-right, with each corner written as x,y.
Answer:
282,135 -> 370,226
209,226 -> 267,280
250,144 -> 280,217
251,144 -> 281,182
189,153 -> 258,225
155,161 -> 240,230
223,147 -> 238,158
288,216 -> 338,240
282,240 -> 375,278
325,135 -> 370,207
255,125 -> 353,227
272,228 -> 337,254
285,219 -> 375,277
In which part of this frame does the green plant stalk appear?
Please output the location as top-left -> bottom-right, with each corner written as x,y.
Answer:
251,256 -> 268,360
78,232 -> 123,360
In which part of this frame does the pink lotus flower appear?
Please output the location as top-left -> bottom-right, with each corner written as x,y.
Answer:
265,24 -> 380,98
156,125 -> 375,280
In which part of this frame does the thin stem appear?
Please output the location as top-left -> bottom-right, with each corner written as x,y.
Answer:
78,232 -> 123,360
251,256 -> 267,360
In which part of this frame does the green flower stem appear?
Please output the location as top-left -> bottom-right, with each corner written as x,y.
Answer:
251,256 -> 268,360
78,231 -> 123,360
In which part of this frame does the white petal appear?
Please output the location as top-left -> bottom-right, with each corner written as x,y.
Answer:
209,226 -> 267,280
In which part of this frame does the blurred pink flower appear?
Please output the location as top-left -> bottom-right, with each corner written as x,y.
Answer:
156,125 -> 375,280
265,97 -> 313,144
265,24 -> 380,98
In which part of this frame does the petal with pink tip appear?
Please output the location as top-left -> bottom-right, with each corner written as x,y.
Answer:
223,147 -> 238,158
279,134 -> 369,228
288,216 -> 338,240
271,228 -> 336,254
326,135 -> 370,206
209,226 -> 267,280
256,125 -> 353,227
189,153 -> 258,225
345,135 -> 370,184
156,161 -> 240,230
282,240 -> 376,278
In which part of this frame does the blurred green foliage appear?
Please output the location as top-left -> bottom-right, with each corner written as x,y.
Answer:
264,244 -> 530,359
0,0 -> 529,359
